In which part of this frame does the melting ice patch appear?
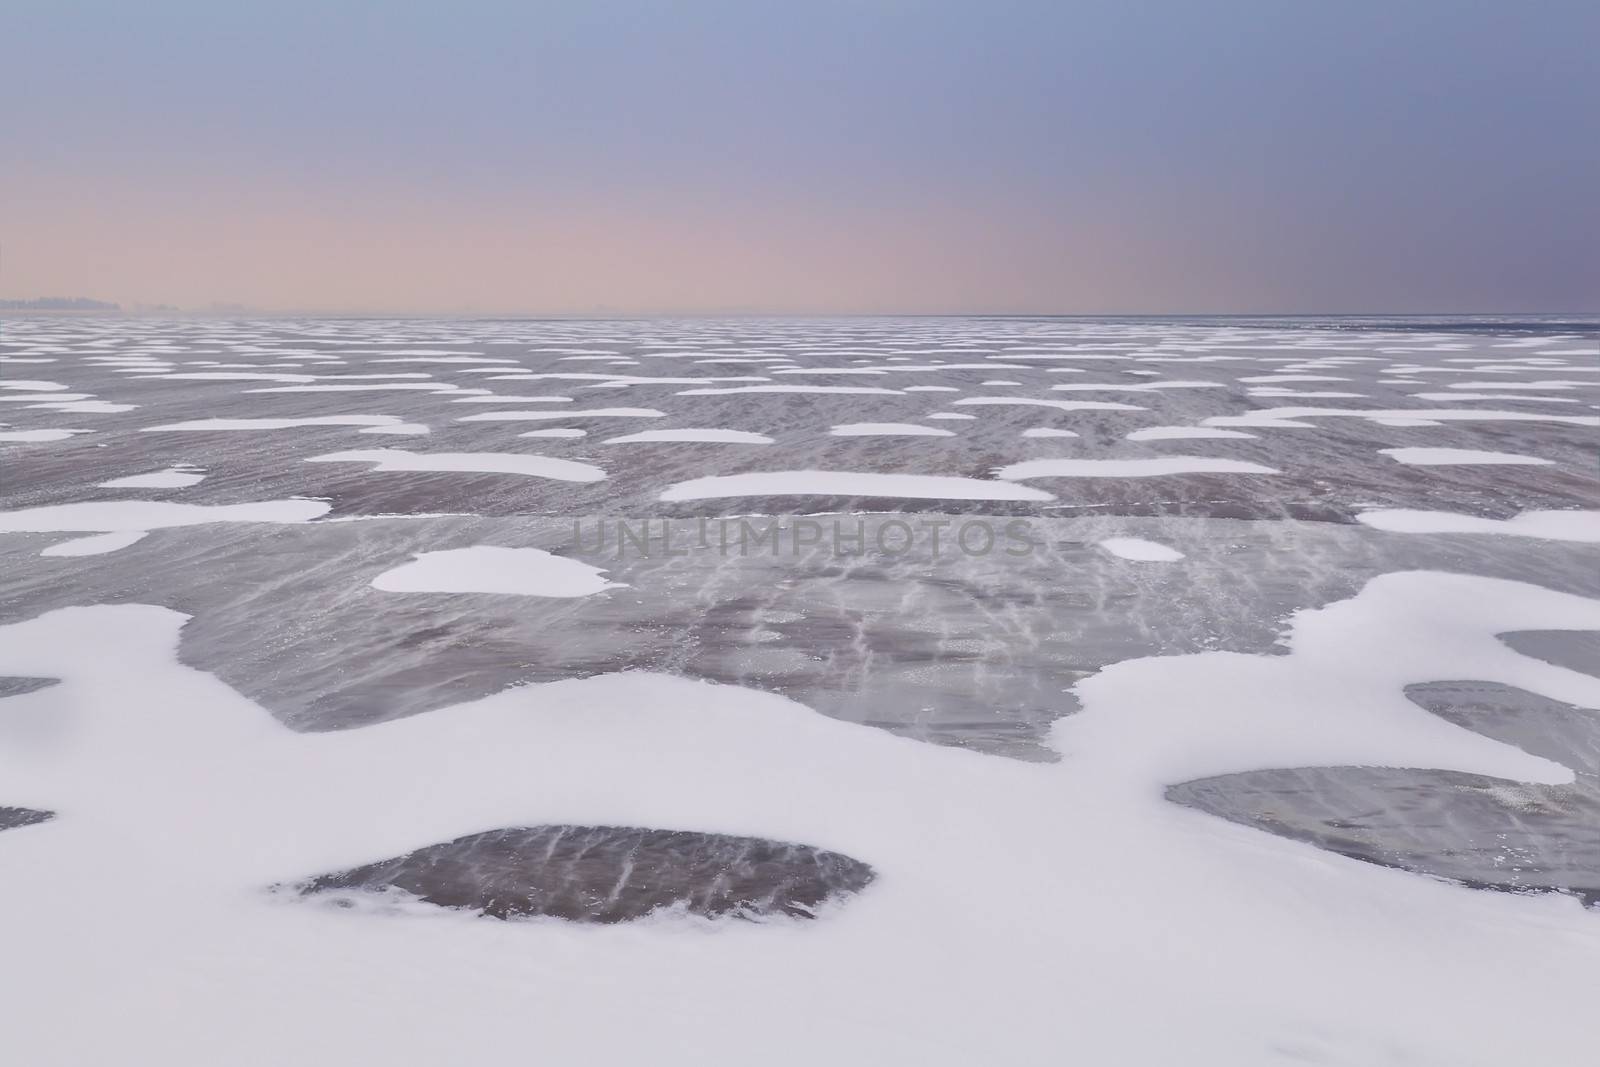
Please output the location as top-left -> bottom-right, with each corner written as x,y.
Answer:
371,547 -> 620,597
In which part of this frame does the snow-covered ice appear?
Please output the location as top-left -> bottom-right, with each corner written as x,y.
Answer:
1098,537 -> 1185,561
660,470 -> 1055,502
372,546 -> 620,596
305,449 -> 607,483
98,466 -> 207,489
1,314 -> 1598,1067
1379,447 -> 1553,466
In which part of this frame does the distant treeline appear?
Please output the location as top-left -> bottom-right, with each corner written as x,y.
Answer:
0,297 -> 120,311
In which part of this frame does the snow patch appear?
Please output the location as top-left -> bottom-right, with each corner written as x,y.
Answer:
372,547 -> 620,597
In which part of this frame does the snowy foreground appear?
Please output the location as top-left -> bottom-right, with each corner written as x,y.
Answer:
1,315 -> 1598,1065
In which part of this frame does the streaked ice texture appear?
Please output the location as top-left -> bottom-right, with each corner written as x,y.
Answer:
295,825 -> 875,921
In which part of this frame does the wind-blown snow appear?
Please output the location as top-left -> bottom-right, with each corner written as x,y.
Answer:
1378,448 -> 1553,466
996,457 -> 1280,480
0,499 -> 330,533
98,467 -> 207,489
1206,407 -> 1599,429
952,397 -> 1144,413
372,547 -> 620,597
1126,426 -> 1259,441
456,408 -> 665,423
305,449 -> 607,483
675,385 -> 903,396
1098,537 -> 1185,562
37,531 -> 150,556
0,428 -> 87,443
144,416 -> 410,432
603,429 -> 775,444
0,380 -> 70,391
660,471 -> 1055,502
829,423 -> 956,437
1356,509 -> 1600,541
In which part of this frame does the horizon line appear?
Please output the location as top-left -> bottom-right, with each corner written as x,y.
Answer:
5,306 -> 1599,322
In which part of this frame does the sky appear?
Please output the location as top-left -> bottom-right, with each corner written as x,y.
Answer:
3,0 -> 1597,315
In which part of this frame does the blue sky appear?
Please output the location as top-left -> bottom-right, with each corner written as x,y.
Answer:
5,1 -> 1596,312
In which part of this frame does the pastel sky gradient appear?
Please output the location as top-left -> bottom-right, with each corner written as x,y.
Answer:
5,1 -> 1597,314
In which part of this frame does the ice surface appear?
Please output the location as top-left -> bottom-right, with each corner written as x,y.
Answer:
1168,760 -> 1600,905
0,806 -> 53,832
2,314 -> 1599,1066
295,825 -> 875,921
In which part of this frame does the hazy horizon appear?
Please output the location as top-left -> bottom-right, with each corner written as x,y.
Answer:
6,1 -> 1597,315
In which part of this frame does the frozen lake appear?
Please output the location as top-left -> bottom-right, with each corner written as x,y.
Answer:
2,315 -> 1598,1065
